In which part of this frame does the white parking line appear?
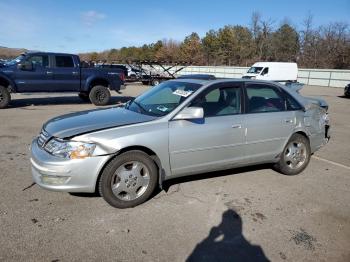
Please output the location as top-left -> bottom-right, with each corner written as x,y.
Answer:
312,156 -> 350,170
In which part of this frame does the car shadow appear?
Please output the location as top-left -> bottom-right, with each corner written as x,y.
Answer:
160,164 -> 272,193
186,209 -> 270,262
337,95 -> 350,99
70,164 -> 273,199
7,95 -> 134,109
69,192 -> 101,198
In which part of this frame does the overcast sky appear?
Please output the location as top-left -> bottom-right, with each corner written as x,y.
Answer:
0,0 -> 349,53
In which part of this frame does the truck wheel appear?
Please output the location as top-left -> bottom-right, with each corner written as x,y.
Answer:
273,134 -> 311,176
0,85 -> 11,109
78,92 -> 90,101
98,151 -> 158,208
89,85 -> 111,106
151,79 -> 160,86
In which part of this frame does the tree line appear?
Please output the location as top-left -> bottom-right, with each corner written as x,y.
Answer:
77,13 -> 348,69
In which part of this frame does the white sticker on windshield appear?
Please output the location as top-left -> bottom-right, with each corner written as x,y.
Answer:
156,105 -> 168,112
173,89 -> 193,97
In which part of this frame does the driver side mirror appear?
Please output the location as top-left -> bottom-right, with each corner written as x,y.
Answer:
17,61 -> 33,71
173,107 -> 204,120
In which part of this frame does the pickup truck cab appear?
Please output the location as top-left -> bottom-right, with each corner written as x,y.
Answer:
0,52 -> 125,108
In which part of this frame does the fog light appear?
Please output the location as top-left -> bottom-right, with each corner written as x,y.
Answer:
40,175 -> 70,185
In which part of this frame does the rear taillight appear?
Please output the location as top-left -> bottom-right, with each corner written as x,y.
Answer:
119,73 -> 125,82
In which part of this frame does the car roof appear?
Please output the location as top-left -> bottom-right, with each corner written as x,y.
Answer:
170,78 -> 213,85
24,51 -> 77,56
172,77 -> 267,85
177,74 -> 216,80
173,77 -> 298,88
171,78 -> 307,104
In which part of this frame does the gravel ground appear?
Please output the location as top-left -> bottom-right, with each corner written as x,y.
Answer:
0,83 -> 349,262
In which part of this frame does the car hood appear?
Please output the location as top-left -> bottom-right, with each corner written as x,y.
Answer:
43,107 -> 157,138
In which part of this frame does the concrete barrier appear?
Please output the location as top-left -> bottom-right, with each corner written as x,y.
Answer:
153,65 -> 349,88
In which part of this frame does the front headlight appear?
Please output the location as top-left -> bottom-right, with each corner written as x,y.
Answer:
251,76 -> 256,79
44,138 -> 96,159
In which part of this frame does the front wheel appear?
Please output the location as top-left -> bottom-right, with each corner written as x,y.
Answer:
99,151 -> 158,208
89,85 -> 111,106
274,134 -> 311,176
0,85 -> 11,109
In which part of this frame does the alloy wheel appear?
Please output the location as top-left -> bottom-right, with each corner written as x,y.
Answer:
110,161 -> 150,201
284,142 -> 307,169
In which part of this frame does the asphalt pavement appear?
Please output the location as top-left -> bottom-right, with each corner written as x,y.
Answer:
0,84 -> 349,261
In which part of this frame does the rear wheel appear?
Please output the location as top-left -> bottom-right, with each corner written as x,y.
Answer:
274,134 -> 311,176
89,85 -> 111,106
151,79 -> 160,86
99,151 -> 158,208
0,85 -> 11,109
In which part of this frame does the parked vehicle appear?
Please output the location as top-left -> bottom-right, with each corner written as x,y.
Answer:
0,52 -> 125,108
127,66 -> 142,80
97,64 -> 128,79
344,83 -> 350,97
97,63 -> 142,82
30,79 -> 330,208
0,59 -> 7,66
242,62 -> 298,82
135,61 -> 188,86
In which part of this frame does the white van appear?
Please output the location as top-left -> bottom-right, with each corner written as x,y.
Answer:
242,62 -> 298,82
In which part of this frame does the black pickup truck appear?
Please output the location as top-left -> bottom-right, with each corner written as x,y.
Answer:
0,52 -> 125,108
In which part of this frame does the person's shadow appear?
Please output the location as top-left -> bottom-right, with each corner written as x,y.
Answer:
187,209 -> 270,262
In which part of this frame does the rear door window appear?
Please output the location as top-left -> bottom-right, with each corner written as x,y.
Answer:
55,56 -> 74,68
246,84 -> 286,113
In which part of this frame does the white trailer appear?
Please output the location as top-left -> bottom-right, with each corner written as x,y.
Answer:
242,62 -> 298,82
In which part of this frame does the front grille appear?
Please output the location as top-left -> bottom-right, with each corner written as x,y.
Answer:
37,129 -> 50,147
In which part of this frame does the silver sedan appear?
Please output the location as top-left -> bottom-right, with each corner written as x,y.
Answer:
30,79 -> 330,208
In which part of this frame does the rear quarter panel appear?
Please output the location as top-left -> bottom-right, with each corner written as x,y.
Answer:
302,106 -> 327,152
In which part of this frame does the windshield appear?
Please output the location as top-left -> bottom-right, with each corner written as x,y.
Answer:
126,81 -> 202,117
5,55 -> 26,66
247,66 -> 263,74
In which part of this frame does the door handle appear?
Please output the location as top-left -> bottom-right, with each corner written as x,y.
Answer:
72,71 -> 78,75
46,71 -> 53,75
232,124 -> 242,129
285,119 -> 293,124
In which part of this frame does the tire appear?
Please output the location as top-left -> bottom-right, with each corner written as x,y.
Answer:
0,85 -> 11,109
99,151 -> 158,208
274,134 -> 311,176
78,92 -> 90,101
89,85 -> 111,106
151,79 -> 160,86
